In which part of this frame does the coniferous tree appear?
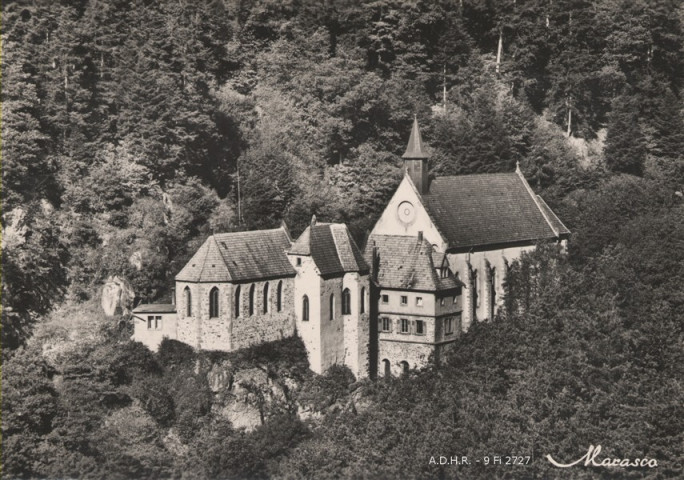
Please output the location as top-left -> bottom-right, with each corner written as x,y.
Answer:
604,94 -> 646,176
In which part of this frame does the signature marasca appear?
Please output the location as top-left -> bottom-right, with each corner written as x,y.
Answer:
546,445 -> 658,468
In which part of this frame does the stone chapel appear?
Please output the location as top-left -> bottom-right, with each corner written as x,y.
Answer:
132,118 -> 569,379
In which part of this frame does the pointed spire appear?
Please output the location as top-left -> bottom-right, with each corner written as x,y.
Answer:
403,115 -> 429,159
515,160 -> 521,173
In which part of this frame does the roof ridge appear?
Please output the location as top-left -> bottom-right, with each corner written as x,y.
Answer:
214,227 -> 284,236
211,235 -> 233,281
329,224 -> 344,269
515,168 -> 560,238
196,236 -> 213,281
422,240 -> 441,289
536,195 -> 570,234
435,172 -> 517,179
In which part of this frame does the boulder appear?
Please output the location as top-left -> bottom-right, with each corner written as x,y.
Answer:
232,367 -> 269,399
129,251 -> 143,271
101,276 -> 135,316
3,207 -> 27,249
219,400 -> 262,431
207,361 -> 234,393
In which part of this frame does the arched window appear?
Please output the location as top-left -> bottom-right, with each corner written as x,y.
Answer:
277,281 -> 283,312
489,268 -> 496,318
263,282 -> 270,314
249,284 -> 255,316
401,361 -> 409,376
382,359 -> 391,378
329,294 -> 335,321
471,269 -> 478,321
360,287 -> 366,314
342,288 -> 351,315
209,287 -> 219,318
302,295 -> 309,321
184,287 -> 192,316
234,285 -> 241,317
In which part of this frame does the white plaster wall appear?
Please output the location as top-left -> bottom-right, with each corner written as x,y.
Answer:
342,272 -> 370,379
318,276 -> 345,373
132,312 -> 178,352
291,255 -> 324,373
369,176 -> 447,250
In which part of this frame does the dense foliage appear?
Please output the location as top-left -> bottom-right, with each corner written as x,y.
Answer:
2,0 -> 683,478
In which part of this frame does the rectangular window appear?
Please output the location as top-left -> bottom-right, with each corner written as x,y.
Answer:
400,295 -> 408,306
381,317 -> 391,332
453,295 -> 458,304
416,320 -> 425,335
400,318 -> 409,333
296,257 -> 302,266
445,317 -> 454,335
148,316 -> 162,330
440,297 -> 446,306
381,294 -> 389,304
415,297 -> 423,307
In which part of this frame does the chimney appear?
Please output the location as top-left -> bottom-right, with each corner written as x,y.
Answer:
310,214 -> 317,227
402,115 -> 429,194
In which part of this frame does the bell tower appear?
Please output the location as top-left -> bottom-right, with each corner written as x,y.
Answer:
402,116 -> 429,194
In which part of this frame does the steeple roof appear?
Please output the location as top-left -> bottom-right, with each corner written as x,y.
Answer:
402,116 -> 429,159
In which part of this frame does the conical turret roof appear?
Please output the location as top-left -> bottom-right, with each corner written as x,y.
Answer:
402,116 -> 429,159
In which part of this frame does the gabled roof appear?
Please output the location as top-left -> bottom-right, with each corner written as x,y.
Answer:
289,221 -> 369,276
176,227 -> 296,282
364,234 -> 462,292
418,170 -> 570,251
403,116 -> 429,159
133,303 -> 177,314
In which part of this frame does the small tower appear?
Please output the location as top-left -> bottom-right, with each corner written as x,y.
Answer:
403,116 -> 429,194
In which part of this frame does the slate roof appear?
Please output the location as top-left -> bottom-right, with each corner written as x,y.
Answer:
175,227 -> 296,282
419,171 -> 570,250
133,303 -> 177,314
403,116 -> 429,159
536,195 -> 571,236
289,222 -> 369,276
364,234 -> 462,292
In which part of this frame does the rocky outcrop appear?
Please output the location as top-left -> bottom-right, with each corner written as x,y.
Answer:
101,276 -> 135,316
207,362 -> 298,432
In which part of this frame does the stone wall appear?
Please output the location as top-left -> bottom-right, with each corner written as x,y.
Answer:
175,278 -> 295,352
232,277 -> 295,350
378,340 -> 435,376
448,245 -> 535,330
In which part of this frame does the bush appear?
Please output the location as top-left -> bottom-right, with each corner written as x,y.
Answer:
157,338 -> 196,369
126,376 -> 175,427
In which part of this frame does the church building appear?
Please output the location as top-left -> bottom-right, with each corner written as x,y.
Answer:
132,117 -> 569,379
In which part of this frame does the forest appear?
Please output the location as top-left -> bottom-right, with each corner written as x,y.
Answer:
2,0 -> 683,478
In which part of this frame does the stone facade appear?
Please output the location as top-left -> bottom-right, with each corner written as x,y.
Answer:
375,289 -> 462,376
446,245 -> 534,329
175,278 -> 295,352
